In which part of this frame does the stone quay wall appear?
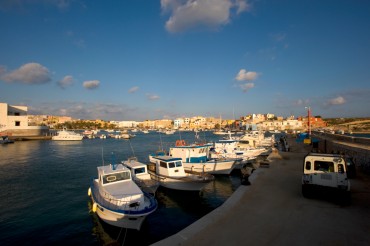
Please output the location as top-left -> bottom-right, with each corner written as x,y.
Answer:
313,132 -> 370,174
4,126 -> 50,137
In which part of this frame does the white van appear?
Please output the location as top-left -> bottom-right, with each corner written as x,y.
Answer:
302,153 -> 350,202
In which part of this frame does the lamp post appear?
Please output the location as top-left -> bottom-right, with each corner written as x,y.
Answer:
305,106 -> 311,137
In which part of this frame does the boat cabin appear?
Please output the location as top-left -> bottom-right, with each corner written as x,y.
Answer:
151,156 -> 186,177
97,164 -> 132,185
97,164 -> 144,205
122,158 -> 149,178
169,144 -> 211,163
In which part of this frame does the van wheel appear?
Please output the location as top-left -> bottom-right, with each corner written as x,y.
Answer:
340,191 -> 351,206
302,185 -> 311,198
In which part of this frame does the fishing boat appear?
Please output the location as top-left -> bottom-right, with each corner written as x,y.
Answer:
88,162 -> 157,230
147,155 -> 214,191
122,157 -> 160,194
167,140 -> 236,175
211,138 -> 264,169
52,128 -> 83,141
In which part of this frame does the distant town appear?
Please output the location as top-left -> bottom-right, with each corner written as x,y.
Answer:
1,102 -> 369,138
1,102 -> 325,134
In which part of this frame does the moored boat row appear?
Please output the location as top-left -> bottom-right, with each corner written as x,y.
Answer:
87,131 -> 275,231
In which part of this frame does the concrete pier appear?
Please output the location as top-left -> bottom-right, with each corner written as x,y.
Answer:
152,135 -> 370,246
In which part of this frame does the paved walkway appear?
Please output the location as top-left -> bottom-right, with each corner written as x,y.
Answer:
152,138 -> 370,246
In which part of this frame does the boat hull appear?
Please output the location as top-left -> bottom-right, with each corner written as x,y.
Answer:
183,159 -> 235,175
148,171 -> 212,191
51,136 -> 83,140
93,202 -> 147,230
89,182 -> 157,230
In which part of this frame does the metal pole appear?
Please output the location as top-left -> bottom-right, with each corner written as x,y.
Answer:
308,107 -> 311,137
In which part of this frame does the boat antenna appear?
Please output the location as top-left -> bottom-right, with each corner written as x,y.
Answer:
159,131 -> 164,151
101,147 -> 105,166
111,152 -> 117,170
128,139 -> 136,158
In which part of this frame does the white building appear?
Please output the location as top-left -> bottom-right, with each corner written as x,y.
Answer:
111,121 -> 139,128
0,102 -> 49,136
259,119 -> 303,131
174,118 -> 185,129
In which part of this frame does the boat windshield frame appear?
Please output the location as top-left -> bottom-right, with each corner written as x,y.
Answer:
134,167 -> 147,175
168,161 -> 182,168
102,171 -> 131,184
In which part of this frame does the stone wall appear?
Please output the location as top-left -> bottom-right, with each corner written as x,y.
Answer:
314,135 -> 370,174
5,126 -> 50,136
315,131 -> 370,145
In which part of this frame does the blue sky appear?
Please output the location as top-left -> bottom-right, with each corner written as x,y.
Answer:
1,0 -> 369,121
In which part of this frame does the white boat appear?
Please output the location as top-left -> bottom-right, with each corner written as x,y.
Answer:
117,133 -> 133,139
52,128 -> 83,141
122,157 -> 160,194
213,130 -> 229,135
88,163 -> 157,230
0,135 -> 14,144
166,140 -> 236,175
147,155 -> 214,191
238,131 -> 275,148
165,129 -> 175,135
210,139 -> 260,169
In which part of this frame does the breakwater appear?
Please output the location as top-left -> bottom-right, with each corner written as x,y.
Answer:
312,131 -> 370,173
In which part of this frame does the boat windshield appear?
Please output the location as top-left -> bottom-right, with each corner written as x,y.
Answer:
134,167 -> 146,174
168,161 -> 182,168
103,171 -> 131,184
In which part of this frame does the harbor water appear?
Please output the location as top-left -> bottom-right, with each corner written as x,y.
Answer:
0,131 -> 248,246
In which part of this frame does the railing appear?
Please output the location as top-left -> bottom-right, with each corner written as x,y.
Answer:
90,180 -> 157,214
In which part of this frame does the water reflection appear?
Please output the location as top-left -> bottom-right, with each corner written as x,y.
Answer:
1,132 -> 250,246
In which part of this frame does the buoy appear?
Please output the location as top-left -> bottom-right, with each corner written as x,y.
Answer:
88,187 -> 91,196
92,202 -> 97,213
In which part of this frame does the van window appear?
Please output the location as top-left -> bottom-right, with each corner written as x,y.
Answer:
305,161 -> 311,170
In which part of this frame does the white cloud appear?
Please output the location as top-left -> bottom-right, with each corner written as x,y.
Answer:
235,0 -> 250,14
295,99 -> 303,106
294,99 -> 310,106
1,62 -> 51,84
0,65 -> 6,75
328,96 -> 346,105
235,69 -> 258,81
128,86 -> 139,93
57,75 -> 74,89
146,93 -> 160,100
240,82 -> 254,92
162,0 -> 251,33
83,80 -> 100,90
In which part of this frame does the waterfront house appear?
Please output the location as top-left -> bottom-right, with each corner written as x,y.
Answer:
0,102 -> 49,137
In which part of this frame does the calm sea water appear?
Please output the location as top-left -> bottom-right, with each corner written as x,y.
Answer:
0,131 -> 245,246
